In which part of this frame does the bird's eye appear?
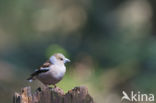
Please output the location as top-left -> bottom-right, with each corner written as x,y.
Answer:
60,58 -> 63,61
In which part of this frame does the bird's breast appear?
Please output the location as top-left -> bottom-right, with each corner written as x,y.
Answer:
49,65 -> 66,79
37,65 -> 66,85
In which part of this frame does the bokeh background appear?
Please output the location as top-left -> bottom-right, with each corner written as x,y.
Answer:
0,0 -> 156,103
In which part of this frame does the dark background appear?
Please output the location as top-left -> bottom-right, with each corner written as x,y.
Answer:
0,0 -> 156,103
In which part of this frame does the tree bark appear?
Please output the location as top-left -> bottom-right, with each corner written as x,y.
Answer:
13,86 -> 94,103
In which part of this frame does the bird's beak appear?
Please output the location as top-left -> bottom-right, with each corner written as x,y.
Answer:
64,58 -> 70,63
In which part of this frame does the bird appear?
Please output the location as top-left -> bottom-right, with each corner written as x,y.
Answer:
27,53 -> 70,88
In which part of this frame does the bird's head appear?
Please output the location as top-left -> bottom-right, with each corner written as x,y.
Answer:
49,53 -> 70,65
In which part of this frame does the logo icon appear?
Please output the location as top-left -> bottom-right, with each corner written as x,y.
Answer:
121,91 -> 131,101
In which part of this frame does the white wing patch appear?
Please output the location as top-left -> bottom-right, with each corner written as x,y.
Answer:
40,67 -> 50,71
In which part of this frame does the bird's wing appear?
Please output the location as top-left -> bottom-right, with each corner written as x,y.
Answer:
39,60 -> 52,68
27,60 -> 52,80
30,68 -> 50,77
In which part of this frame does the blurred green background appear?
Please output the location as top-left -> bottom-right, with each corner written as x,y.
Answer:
0,0 -> 156,103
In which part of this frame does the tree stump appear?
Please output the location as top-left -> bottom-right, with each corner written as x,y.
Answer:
13,86 -> 94,103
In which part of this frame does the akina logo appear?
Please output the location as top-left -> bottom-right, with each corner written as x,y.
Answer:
121,91 -> 154,102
